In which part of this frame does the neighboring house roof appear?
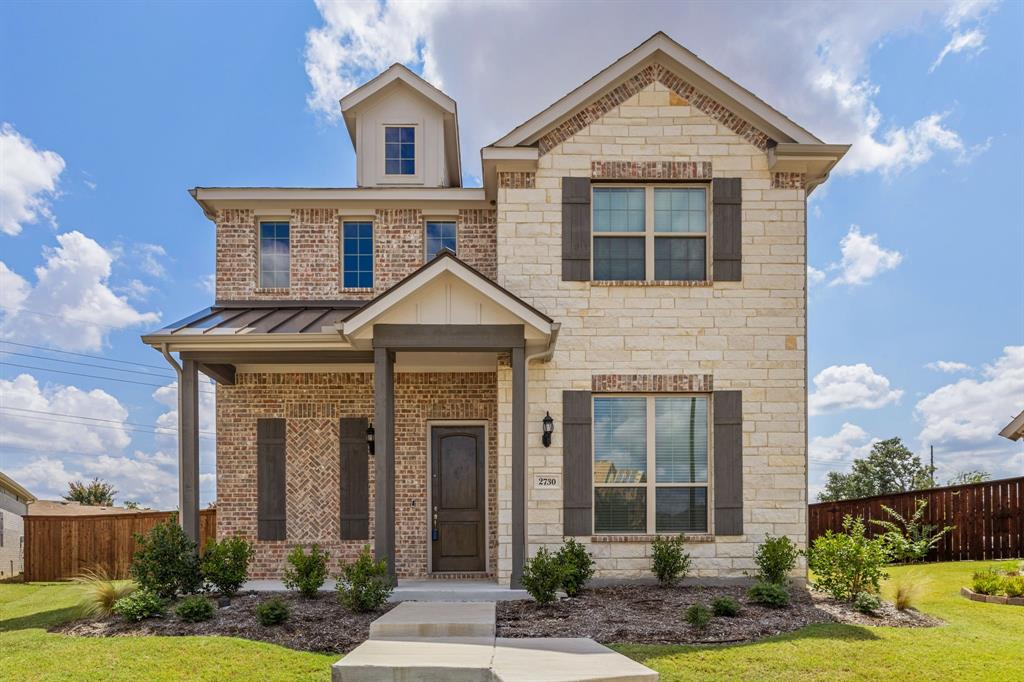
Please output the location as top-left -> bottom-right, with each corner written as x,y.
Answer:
1000,409 -> 1024,441
0,472 -> 36,503
26,500 -> 148,516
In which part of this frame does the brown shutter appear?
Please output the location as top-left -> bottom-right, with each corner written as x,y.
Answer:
256,418 -> 286,541
713,391 -> 743,535
562,390 -> 593,535
561,176 -> 591,281
340,417 -> 369,540
712,178 -> 742,282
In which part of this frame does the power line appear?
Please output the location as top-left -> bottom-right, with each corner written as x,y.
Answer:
0,307 -> 155,332
0,340 -> 171,371
1,406 -> 216,436
0,411 -> 216,441
0,350 -> 175,379
0,362 -> 216,395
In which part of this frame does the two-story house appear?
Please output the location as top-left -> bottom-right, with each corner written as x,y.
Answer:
143,33 -> 848,587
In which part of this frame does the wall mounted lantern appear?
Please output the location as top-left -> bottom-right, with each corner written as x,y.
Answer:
366,423 -> 375,455
542,411 -> 554,448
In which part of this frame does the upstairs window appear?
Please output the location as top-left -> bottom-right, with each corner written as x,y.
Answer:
259,221 -> 290,288
385,126 -> 415,175
425,221 -> 457,260
343,221 -> 374,289
592,186 -> 707,282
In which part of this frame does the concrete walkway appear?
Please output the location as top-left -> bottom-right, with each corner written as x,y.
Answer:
333,601 -> 658,682
244,578 -> 530,602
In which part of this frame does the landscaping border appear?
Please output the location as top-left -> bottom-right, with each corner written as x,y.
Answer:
960,587 -> 1024,606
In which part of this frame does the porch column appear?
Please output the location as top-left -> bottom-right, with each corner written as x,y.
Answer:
373,346 -> 396,580
178,358 -> 200,543
511,346 -> 526,588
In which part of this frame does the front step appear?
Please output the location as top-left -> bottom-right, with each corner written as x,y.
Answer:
333,636 -> 494,682
369,601 -> 496,638
491,638 -> 658,682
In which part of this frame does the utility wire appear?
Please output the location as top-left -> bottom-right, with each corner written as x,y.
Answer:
0,350 -> 176,379
0,411 -> 216,441
0,406 -> 216,436
0,340 -> 172,371
0,362 -> 216,395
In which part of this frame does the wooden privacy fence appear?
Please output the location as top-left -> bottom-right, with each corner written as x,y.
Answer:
23,509 -> 216,582
808,476 -> 1023,562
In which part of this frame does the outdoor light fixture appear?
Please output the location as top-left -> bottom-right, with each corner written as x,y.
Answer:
542,411 -> 554,447
366,423 -> 375,455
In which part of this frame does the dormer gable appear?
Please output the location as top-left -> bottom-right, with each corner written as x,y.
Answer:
340,64 -> 461,188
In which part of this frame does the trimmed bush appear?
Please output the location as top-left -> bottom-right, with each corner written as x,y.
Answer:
1003,575 -> 1024,598
73,568 -> 136,618
129,518 -> 201,600
710,595 -> 741,617
521,547 -> 566,606
807,515 -> 887,601
283,544 -> 330,598
555,538 -> 595,598
971,569 -> 1003,595
754,536 -> 799,585
255,597 -> 290,626
175,595 -> 214,622
684,603 -> 711,629
201,536 -> 254,598
853,591 -> 882,614
747,581 -> 789,608
651,534 -> 692,587
112,588 -> 165,621
336,545 -> 394,613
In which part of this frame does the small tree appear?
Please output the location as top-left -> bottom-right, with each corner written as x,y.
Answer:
870,499 -> 953,563
336,545 -> 393,613
651,534 -> 692,587
819,438 -> 935,502
65,478 -> 116,506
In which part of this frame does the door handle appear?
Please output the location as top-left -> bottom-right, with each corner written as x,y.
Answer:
432,508 -> 439,541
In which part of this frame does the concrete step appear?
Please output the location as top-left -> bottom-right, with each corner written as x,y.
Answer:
332,636 -> 495,682
491,638 -> 659,682
392,579 -> 530,602
369,601 -> 496,639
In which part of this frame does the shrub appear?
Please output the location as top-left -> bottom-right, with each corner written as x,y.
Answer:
112,588 -> 165,621
651,534 -> 692,587
1003,576 -> 1024,598
201,536 -> 254,598
871,500 -> 953,563
73,568 -> 136,618
555,538 -> 595,598
684,603 -> 712,629
255,597 -> 290,626
890,575 -> 924,611
807,515 -> 888,601
129,518 -> 201,600
854,591 -> 882,614
971,569 -> 1003,595
754,535 -> 799,585
747,581 -> 789,608
175,595 -> 214,622
521,547 -> 566,605
710,595 -> 741,617
282,544 -> 330,598
336,545 -> 394,613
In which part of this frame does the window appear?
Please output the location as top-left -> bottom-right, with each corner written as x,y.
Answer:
425,221 -> 457,260
385,126 -> 415,175
259,221 -> 290,289
593,395 -> 709,534
592,186 -> 707,282
342,221 -> 374,289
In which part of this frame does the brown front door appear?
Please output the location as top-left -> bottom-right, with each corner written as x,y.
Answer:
431,426 -> 486,572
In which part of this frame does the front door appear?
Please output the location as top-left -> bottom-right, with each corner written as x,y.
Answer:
430,425 -> 486,572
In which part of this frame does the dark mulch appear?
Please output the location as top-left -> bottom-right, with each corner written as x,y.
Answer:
53,591 -> 396,654
496,583 -> 940,645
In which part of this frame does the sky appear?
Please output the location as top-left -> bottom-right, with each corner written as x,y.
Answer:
0,0 -> 1021,509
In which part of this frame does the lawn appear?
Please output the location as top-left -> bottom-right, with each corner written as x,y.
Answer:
1,561 -> 1021,681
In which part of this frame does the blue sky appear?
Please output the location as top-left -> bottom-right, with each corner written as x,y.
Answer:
1,0 -> 1021,508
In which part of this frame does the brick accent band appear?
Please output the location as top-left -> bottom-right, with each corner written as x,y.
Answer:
591,374 -> 713,393
591,534 -> 714,543
771,172 -> 805,189
498,171 -> 536,189
591,160 -> 712,181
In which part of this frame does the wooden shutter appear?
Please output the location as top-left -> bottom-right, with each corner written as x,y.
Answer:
339,417 -> 369,540
563,390 -> 593,535
561,177 -> 592,281
713,391 -> 743,535
256,418 -> 287,541
712,178 -> 742,282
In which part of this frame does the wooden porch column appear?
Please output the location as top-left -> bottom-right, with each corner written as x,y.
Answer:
373,347 -> 396,580
511,346 -> 526,588
179,359 -> 200,543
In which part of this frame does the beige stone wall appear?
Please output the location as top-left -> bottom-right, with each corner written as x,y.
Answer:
494,80 -> 807,582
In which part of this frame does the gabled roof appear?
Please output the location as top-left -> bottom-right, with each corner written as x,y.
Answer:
493,32 -> 823,149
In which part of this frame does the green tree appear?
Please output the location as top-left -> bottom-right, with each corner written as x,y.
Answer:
819,438 -> 934,502
65,478 -> 116,506
947,470 -> 990,486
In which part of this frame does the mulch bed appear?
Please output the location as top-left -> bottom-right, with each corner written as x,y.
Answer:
496,583 -> 940,645
53,591 -> 396,654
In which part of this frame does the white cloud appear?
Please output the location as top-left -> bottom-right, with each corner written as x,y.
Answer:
810,422 -> 877,464
0,231 -> 159,351
807,265 -> 826,287
926,360 -> 973,373
0,261 -> 29,315
153,377 -> 217,440
200,273 -> 215,294
304,1 -> 990,181
931,28 -> 986,72
0,123 -> 65,236
115,278 -> 155,301
828,225 -> 902,286
809,363 -> 904,415
930,0 -> 998,72
133,243 -> 168,278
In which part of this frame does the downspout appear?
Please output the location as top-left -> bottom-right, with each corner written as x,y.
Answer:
158,343 -> 190,537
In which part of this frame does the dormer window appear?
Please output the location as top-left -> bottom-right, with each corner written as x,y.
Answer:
384,126 -> 415,175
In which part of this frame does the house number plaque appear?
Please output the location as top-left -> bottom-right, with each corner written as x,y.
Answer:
533,474 -> 561,490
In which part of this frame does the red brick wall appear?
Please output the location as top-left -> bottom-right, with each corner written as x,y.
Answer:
216,371 -> 498,579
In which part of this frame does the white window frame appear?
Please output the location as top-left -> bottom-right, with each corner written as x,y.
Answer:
340,218 -> 375,290
382,123 -> 418,177
592,393 -> 713,535
591,184 -> 710,282
257,219 -> 291,290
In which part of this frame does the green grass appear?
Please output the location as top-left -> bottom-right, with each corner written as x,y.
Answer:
1,561 -> 1020,680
